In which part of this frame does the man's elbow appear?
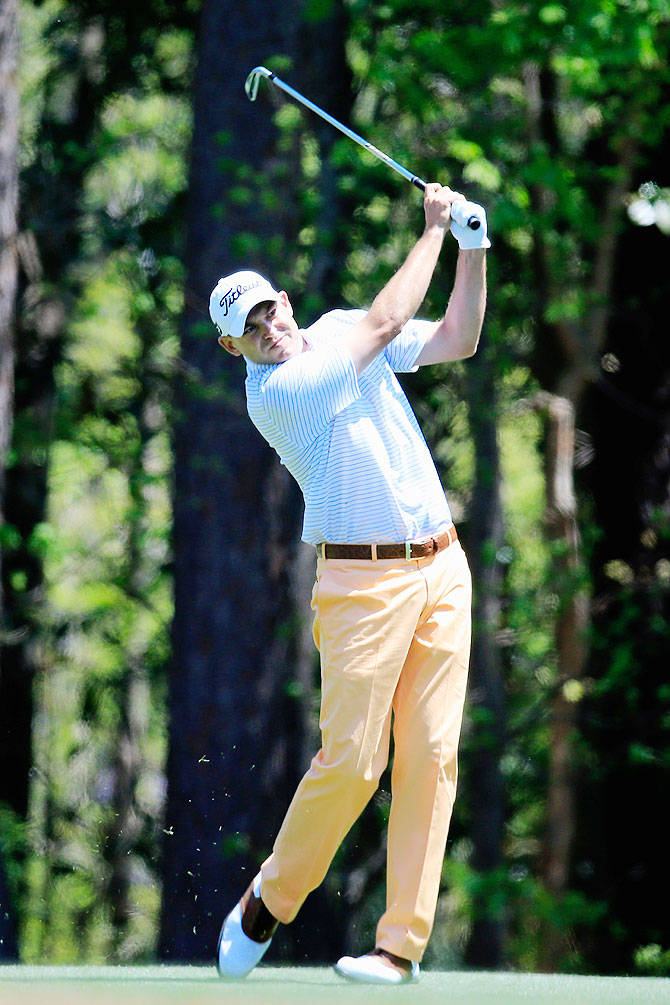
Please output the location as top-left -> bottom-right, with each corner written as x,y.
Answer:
460,328 -> 482,359
365,310 -> 404,347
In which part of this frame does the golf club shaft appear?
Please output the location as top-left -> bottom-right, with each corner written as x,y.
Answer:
245,67 -> 483,231
246,66 -> 426,190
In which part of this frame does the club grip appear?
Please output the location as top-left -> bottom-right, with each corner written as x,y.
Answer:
449,200 -> 483,231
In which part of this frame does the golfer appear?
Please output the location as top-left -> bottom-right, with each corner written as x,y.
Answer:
210,183 -> 489,984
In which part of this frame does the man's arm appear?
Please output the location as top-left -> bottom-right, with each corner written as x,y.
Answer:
414,248 -> 487,366
344,184 -> 455,375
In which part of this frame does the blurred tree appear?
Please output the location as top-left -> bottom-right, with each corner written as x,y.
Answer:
13,0 -> 194,961
516,7 -> 670,967
159,0 -> 353,963
0,0 -> 20,960
462,342 -> 506,969
6,0 -> 195,792
0,0 -> 18,556
23,246 -> 180,963
575,147 -> 670,971
532,389 -> 588,970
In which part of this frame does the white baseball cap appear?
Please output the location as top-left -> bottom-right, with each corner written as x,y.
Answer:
209,270 -> 281,339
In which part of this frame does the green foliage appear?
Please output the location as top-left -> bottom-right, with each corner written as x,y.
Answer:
440,855 -> 608,973
0,804 -> 30,927
634,943 -> 670,977
22,252 -> 178,962
13,0 -> 190,963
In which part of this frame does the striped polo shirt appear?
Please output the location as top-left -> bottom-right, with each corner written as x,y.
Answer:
244,309 -> 453,545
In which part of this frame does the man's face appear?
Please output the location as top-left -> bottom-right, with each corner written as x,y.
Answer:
218,292 -> 304,364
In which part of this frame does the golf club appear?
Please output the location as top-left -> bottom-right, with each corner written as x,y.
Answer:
245,66 -> 483,232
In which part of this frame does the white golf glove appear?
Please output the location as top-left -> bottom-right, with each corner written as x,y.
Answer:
450,200 -> 491,250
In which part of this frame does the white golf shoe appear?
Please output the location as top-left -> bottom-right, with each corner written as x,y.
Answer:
216,872 -> 277,979
334,948 -> 421,985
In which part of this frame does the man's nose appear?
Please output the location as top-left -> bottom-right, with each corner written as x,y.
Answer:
259,321 -> 277,341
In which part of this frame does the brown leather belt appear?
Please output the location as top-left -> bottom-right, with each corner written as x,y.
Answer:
316,524 -> 458,561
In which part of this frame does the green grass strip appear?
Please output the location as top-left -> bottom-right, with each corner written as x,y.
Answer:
1,965 -> 669,1004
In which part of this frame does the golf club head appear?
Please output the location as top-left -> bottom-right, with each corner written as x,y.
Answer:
245,66 -> 274,102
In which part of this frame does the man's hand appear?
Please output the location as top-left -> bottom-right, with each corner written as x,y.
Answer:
423,185 -> 491,250
423,184 -> 466,232
449,200 -> 491,250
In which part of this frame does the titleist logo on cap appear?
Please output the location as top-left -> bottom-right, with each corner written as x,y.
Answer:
219,280 -> 264,318
209,270 -> 279,338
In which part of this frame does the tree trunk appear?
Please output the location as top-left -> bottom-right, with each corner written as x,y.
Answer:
0,0 -> 20,961
0,0 -> 17,500
534,393 -> 589,969
159,0 -> 352,961
106,322 -> 157,957
463,346 -> 506,969
523,56 -> 638,970
1,3 -> 103,880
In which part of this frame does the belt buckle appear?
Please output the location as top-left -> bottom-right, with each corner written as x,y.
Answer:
405,541 -> 412,560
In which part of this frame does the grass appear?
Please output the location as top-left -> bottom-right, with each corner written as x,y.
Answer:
1,966 -> 670,1004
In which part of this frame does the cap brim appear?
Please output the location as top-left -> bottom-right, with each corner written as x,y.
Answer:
228,289 -> 280,338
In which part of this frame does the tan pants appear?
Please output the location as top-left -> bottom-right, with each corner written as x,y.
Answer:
260,540 -> 472,962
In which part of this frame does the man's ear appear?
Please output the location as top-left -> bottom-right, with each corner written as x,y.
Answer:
218,334 -> 242,356
279,291 -> 293,316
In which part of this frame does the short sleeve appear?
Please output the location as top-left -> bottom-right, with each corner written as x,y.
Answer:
384,319 -> 435,372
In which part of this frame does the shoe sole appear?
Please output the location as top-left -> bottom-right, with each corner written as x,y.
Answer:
333,961 -> 420,985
